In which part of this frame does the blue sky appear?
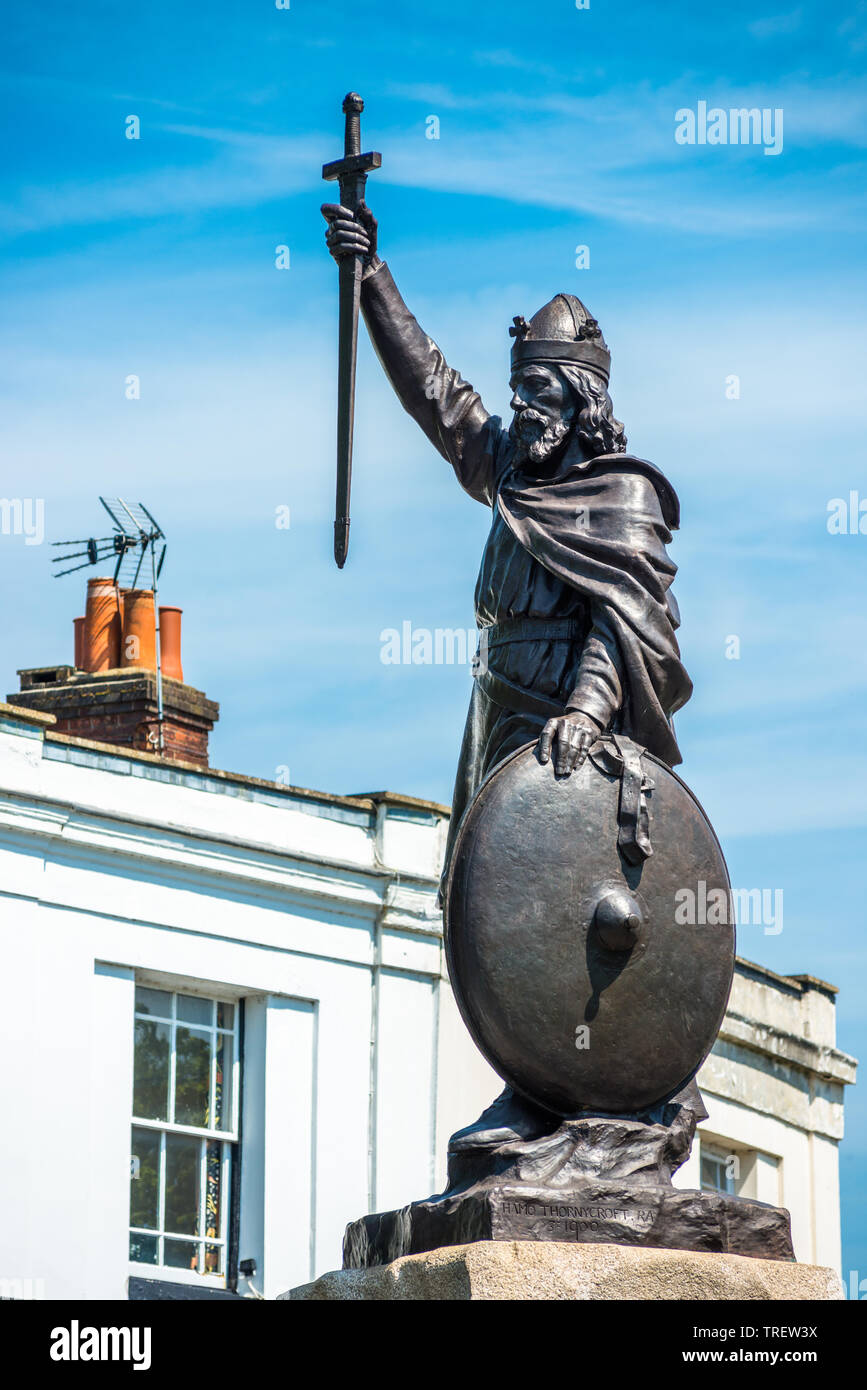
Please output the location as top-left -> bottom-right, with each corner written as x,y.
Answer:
1,1 -> 866,1276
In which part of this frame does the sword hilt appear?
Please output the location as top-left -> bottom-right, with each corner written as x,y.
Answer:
343,92 -> 363,157
322,93 -> 381,196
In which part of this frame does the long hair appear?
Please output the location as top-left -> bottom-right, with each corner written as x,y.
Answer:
557,363 -> 627,457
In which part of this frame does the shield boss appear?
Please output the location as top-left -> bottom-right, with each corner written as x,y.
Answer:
444,741 -> 734,1115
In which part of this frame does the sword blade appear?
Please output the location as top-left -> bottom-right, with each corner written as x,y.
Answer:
324,93 -> 380,569
334,249 -> 362,569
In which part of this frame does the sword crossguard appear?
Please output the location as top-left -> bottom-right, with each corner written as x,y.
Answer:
322,91 -> 382,188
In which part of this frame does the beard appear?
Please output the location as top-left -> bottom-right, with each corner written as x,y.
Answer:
509,408 -> 571,469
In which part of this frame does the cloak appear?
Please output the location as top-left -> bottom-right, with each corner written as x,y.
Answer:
496,453 -> 692,767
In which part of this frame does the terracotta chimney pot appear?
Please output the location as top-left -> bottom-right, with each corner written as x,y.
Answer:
121,589 -> 157,670
158,606 -> 184,683
83,578 -> 121,672
73,617 -> 86,670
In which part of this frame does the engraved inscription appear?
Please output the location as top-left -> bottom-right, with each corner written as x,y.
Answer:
498,1199 -> 656,1239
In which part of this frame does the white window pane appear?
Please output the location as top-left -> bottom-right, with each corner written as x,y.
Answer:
130,1232 -> 158,1264
174,1027 -> 211,1127
701,1148 -> 736,1194
177,994 -> 212,1027
164,1238 -> 200,1271
130,1126 -> 160,1230
133,1020 -> 170,1120
135,986 -> 172,1018
164,1133 -> 201,1235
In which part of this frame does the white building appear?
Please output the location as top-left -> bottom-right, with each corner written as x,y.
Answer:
0,698 -> 856,1300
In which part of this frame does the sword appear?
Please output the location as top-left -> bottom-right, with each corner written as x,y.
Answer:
322,92 -> 381,568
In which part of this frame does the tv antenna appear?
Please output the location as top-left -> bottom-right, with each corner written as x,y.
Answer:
51,498 -> 168,752
51,498 -> 166,586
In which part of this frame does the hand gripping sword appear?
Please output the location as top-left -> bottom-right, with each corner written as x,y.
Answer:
322,93 -> 381,568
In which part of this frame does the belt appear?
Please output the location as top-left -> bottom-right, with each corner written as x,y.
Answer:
481,616 -> 585,650
474,617 -> 583,718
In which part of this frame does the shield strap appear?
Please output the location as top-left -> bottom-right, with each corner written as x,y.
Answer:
612,733 -> 654,864
589,735 -> 654,863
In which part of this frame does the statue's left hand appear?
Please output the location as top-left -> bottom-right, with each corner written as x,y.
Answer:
537,711 -> 601,777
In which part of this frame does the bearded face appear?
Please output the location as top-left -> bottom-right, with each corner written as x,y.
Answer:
508,363 -> 577,472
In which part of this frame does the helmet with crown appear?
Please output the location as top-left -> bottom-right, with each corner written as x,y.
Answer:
509,293 -> 611,383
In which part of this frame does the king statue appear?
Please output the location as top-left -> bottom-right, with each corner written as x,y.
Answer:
320,192 -> 795,1269
322,200 -> 692,878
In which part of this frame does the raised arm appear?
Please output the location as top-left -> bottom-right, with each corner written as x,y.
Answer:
322,201 -> 500,505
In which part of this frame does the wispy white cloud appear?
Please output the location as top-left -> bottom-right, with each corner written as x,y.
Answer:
0,131 -> 321,237
376,71 -> 867,232
2,72 -> 866,242
388,73 -> 867,150
470,48 -> 561,80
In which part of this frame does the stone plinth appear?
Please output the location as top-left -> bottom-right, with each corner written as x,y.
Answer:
283,1240 -> 843,1302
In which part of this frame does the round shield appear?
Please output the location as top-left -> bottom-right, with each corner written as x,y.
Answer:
444,741 -> 734,1115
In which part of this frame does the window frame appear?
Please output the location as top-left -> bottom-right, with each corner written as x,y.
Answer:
699,1141 -> 739,1196
129,984 -> 241,1288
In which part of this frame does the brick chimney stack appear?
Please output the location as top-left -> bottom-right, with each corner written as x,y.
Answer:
8,580 -> 219,767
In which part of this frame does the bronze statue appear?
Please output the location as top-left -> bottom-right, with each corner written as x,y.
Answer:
322,141 -> 794,1265
321,199 -> 690,871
